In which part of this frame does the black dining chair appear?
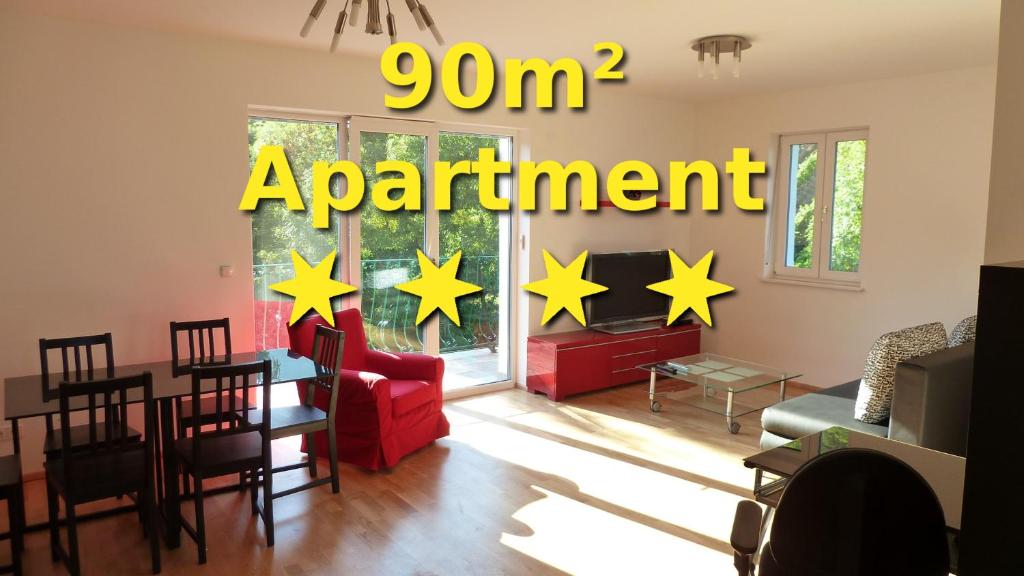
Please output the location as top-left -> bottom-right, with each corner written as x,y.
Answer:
0,453 -> 24,576
730,448 -> 950,576
39,334 -> 141,458
250,324 -> 343,498
45,372 -> 161,576
169,319 -> 244,495
174,360 -> 273,564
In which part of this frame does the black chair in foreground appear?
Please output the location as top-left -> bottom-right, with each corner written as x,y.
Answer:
250,324 -> 343,498
169,318 -> 244,497
45,372 -> 160,576
174,360 -> 273,564
0,454 -> 24,575
731,448 -> 949,576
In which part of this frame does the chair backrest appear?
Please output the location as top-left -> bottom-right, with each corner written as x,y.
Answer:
40,332 -> 115,385
287,308 -> 366,369
57,372 -> 153,497
188,360 -> 271,460
302,325 -> 345,421
40,333 -> 115,427
765,448 -> 949,576
170,318 -> 232,374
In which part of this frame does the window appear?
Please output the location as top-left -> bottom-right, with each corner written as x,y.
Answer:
769,129 -> 868,285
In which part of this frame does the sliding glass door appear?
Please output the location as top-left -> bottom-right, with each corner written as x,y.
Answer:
249,114 -> 515,393
350,126 -> 430,354
349,118 -> 514,391
248,116 -> 343,351
437,131 -> 514,389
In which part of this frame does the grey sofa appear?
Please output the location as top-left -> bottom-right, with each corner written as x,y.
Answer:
761,343 -> 974,456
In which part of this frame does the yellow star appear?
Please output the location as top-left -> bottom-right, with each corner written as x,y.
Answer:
523,250 -> 608,326
396,250 -> 482,326
270,250 -> 357,326
647,250 -> 733,326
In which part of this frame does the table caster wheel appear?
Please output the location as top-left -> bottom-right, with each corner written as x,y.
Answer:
650,401 -> 662,413
728,422 -> 741,434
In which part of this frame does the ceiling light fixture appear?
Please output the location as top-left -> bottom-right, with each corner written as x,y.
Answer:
692,35 -> 750,79
302,0 -> 444,50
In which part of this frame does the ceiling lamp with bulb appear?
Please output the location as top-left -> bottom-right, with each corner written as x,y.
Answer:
300,0 -> 444,52
691,35 -> 751,79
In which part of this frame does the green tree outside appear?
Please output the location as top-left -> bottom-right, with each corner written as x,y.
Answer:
790,139 -> 866,272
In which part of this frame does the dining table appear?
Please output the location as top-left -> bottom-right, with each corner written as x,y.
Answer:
2,347 -> 318,548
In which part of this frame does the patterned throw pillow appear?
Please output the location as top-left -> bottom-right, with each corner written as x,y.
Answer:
854,322 -> 948,424
949,315 -> 977,347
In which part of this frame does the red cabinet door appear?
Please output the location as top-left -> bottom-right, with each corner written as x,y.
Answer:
555,346 -> 611,399
656,330 -> 701,360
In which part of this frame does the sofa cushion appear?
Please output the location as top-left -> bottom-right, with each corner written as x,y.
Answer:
762,380 -> 889,442
948,315 -> 977,347
854,322 -> 947,424
390,379 -> 435,416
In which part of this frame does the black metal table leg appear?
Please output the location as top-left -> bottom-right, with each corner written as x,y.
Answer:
159,398 -> 181,548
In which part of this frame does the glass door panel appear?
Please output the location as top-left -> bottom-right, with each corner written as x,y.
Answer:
354,130 -> 428,353
438,132 -> 513,388
248,117 -> 341,351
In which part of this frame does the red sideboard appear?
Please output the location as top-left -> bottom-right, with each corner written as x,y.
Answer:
526,323 -> 701,401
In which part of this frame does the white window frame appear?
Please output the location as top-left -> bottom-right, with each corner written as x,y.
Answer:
767,128 -> 868,288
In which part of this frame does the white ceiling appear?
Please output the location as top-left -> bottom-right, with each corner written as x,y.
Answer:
8,0 -> 1001,101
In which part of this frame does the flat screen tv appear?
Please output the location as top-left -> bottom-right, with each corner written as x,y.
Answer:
586,250 -> 671,327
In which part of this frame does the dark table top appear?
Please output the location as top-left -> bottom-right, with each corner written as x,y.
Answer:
3,348 -> 317,420
744,426 -> 966,529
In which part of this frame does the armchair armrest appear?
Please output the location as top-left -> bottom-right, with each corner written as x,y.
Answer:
365,349 -> 444,383
336,368 -> 392,421
731,500 -> 764,575
889,342 -> 974,456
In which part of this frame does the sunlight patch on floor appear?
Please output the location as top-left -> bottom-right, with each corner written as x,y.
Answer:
451,419 -> 747,561
501,486 -> 736,576
512,406 -> 756,487
450,391 -> 760,490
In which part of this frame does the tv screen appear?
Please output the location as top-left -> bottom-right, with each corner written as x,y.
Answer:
587,251 -> 670,325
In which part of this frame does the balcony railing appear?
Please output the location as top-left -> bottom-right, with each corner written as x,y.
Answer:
253,256 -> 500,354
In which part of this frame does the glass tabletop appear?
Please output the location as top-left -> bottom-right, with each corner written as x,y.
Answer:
743,426 -> 966,530
640,352 -> 802,394
2,348 -> 318,420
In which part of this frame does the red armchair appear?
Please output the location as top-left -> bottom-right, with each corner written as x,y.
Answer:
286,308 -> 450,470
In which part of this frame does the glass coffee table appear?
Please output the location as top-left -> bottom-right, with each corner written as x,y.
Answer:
638,353 -> 802,434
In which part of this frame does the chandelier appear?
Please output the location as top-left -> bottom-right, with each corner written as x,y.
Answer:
300,0 -> 445,51
691,35 -> 751,79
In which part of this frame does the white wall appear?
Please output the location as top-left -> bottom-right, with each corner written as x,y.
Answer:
690,67 -> 996,387
0,8 -> 695,470
984,0 -> 1024,263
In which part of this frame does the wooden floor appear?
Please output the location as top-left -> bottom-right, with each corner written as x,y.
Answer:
1,382 -> 797,575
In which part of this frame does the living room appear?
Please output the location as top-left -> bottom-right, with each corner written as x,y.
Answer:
0,1 -> 1019,574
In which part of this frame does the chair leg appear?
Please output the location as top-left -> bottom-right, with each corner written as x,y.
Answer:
66,502 -> 80,576
262,460 -> 275,547
178,417 -> 191,499
328,427 -> 339,494
13,485 -> 25,553
45,481 -> 60,563
147,484 -> 161,574
249,467 -> 259,515
306,432 -> 318,478
194,474 -> 207,565
7,493 -> 21,576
